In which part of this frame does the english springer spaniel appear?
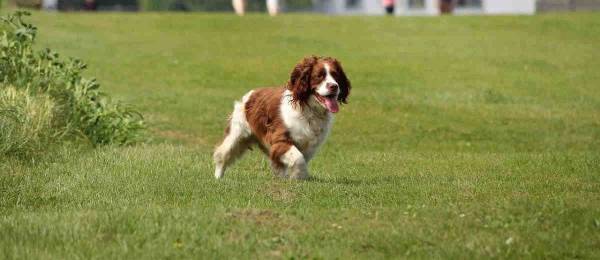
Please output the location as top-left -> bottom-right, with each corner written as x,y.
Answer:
214,56 -> 351,179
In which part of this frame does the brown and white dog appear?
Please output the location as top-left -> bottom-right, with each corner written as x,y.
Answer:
213,56 -> 351,179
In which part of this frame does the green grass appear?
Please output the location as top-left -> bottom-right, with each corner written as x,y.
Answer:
1,11 -> 600,258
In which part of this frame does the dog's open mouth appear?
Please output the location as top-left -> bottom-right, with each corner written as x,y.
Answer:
315,94 -> 339,113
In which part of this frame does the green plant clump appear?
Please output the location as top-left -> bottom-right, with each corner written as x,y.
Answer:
0,11 -> 144,157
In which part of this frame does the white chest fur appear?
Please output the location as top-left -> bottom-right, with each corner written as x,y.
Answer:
280,90 -> 333,161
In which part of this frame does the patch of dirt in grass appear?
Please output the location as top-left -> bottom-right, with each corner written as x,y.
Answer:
96,232 -> 116,242
225,209 -> 281,226
264,182 -> 296,203
223,209 -> 277,243
222,209 -> 305,257
224,229 -> 246,244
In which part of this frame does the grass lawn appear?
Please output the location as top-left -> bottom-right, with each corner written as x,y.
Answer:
1,11 -> 600,258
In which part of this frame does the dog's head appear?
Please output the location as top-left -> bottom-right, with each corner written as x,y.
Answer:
287,55 -> 351,113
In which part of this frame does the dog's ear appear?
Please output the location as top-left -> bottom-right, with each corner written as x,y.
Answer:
288,56 -> 317,105
331,59 -> 351,104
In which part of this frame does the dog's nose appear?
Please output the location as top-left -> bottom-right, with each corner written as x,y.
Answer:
326,83 -> 338,92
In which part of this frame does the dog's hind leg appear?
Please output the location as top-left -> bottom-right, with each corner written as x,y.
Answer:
213,134 -> 251,179
213,93 -> 254,179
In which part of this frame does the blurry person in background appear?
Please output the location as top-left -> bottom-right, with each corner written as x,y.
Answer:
266,0 -> 279,15
232,0 -> 280,16
83,0 -> 97,11
440,0 -> 455,14
383,0 -> 395,15
42,0 -> 58,10
169,0 -> 190,11
232,0 -> 246,15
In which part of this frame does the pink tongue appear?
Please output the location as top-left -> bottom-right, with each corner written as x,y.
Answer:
324,98 -> 339,113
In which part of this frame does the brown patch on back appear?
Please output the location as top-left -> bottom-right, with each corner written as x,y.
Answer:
244,87 -> 294,166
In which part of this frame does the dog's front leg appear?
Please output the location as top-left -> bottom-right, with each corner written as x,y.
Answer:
270,143 -> 309,179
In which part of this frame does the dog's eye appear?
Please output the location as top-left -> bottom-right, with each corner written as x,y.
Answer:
315,71 -> 325,79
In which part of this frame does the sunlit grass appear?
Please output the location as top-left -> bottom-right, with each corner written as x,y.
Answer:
1,11 -> 599,258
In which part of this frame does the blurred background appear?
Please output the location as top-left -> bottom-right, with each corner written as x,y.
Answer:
4,0 -> 600,15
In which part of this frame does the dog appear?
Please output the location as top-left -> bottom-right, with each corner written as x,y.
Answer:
213,56 -> 351,179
